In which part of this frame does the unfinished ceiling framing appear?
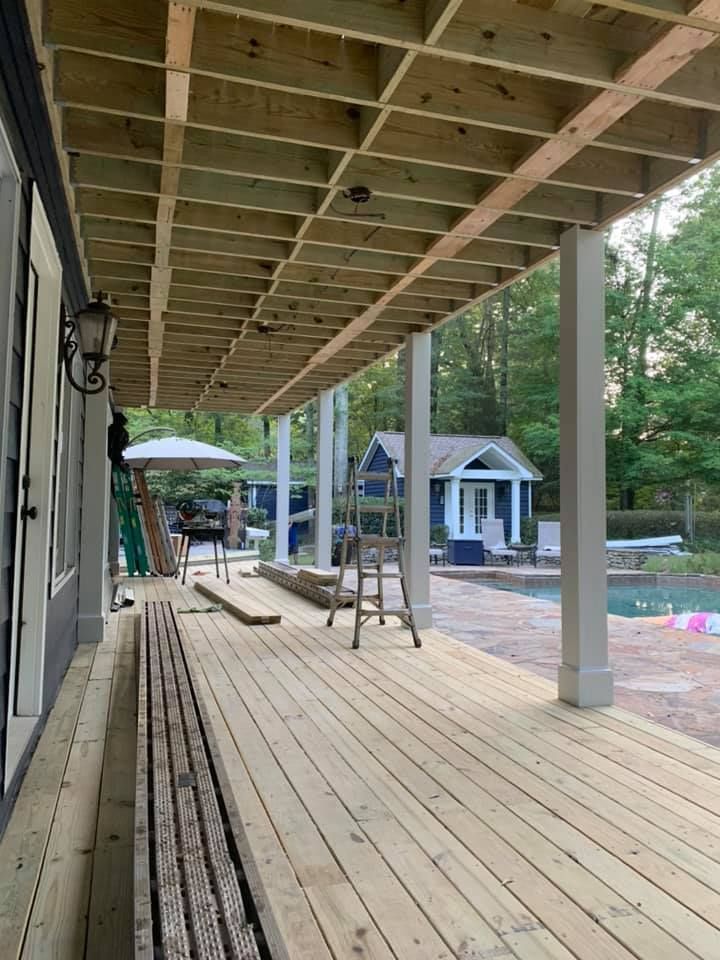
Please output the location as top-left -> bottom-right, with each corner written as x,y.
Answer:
36,0 -> 720,413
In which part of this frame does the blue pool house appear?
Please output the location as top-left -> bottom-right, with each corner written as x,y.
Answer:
359,432 -> 542,543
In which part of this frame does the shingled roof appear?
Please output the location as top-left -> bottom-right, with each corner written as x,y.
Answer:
372,432 -> 542,480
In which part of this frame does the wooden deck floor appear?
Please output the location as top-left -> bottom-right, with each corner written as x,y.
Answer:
0,592 -> 137,960
158,572 -> 720,960
3,569 -> 720,959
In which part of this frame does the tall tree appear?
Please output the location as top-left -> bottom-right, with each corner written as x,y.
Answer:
333,384 -> 349,494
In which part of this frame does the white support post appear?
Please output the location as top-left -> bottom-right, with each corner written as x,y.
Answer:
77,386 -> 112,643
315,389 -> 334,570
558,226 -> 613,707
404,332 -> 432,628
448,478 -> 460,540
275,413 -> 290,562
511,480 -> 521,543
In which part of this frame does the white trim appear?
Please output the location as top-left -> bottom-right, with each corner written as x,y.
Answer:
11,186 -> 62,719
448,441 -> 533,479
511,479 -> 521,543
450,469 -> 522,481
456,481 -> 495,539
357,432 -> 383,473
50,357 -> 79,596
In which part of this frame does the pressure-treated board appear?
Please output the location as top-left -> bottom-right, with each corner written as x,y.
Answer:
154,573 -> 720,960
296,567 -> 338,586
194,579 -> 281,624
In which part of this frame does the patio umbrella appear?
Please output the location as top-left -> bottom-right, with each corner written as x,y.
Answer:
123,436 -> 246,470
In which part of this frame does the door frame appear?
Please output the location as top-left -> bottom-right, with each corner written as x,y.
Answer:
8,185 -> 62,733
457,481 -> 495,539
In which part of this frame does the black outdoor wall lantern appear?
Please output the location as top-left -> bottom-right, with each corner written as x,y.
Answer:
63,292 -> 118,395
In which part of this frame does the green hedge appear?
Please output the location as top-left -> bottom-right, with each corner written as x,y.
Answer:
644,553 -> 720,575
522,510 -> 720,545
332,497 -> 404,536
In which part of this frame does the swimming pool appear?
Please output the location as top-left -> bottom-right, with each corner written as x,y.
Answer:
487,582 -> 720,619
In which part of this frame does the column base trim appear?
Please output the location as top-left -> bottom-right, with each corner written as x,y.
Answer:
558,664 -> 613,707
78,613 -> 106,644
411,603 -> 433,630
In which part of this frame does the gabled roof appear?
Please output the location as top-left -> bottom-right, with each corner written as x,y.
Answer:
365,432 -> 542,480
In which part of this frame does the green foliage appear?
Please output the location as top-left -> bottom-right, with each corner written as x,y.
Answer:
643,553 -> 720,576
430,524 -> 449,545
258,536 -> 275,561
332,496 -> 404,536
246,507 -> 268,528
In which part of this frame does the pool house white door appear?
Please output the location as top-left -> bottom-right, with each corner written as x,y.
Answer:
458,482 -> 494,539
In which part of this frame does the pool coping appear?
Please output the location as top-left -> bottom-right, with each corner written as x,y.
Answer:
432,568 -> 720,591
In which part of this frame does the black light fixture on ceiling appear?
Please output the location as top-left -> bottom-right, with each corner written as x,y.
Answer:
63,292 -> 118,395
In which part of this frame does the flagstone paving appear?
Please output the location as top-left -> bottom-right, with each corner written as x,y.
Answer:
428,569 -> 720,747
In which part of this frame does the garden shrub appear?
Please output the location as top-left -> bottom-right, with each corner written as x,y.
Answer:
643,553 -> 720,576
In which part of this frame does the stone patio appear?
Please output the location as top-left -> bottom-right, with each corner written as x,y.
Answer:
428,569 -> 720,748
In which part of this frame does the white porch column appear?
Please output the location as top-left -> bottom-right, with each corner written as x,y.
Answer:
78,386 -> 112,643
275,413 -> 290,562
404,332 -> 432,628
315,389 -> 334,570
558,226 -> 613,707
511,480 -> 521,543
448,478 -> 460,540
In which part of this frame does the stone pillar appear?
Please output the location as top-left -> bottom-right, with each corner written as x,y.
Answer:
558,226 -> 613,707
511,479 -> 521,543
78,386 -> 112,643
315,389 -> 334,570
404,332 -> 432,628
275,413 -> 290,562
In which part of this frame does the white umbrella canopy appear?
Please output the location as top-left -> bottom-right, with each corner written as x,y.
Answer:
123,436 -> 246,471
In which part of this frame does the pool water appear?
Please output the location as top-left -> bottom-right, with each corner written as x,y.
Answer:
487,583 -> 720,619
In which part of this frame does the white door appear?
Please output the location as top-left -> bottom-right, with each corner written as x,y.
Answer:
458,482 -> 494,539
6,189 -> 62,779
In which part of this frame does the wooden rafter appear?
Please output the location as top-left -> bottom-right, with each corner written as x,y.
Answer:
34,0 -> 720,411
149,3 -> 196,406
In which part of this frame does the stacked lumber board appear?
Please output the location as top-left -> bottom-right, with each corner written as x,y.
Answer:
136,601 -> 260,959
258,560 -> 356,608
194,579 -> 281,625
297,567 -> 338,586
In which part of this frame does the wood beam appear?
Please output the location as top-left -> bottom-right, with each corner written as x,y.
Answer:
254,1 -> 720,413
147,3 -> 196,405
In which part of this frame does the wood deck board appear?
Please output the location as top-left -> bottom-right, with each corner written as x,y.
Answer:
164,574 -> 720,960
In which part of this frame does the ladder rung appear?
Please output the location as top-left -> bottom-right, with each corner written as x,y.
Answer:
361,572 -> 402,578
358,504 -> 393,513
359,535 -> 401,545
360,609 -> 412,617
357,472 -> 391,481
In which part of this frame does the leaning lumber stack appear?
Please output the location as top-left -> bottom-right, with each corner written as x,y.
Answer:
132,469 -> 176,575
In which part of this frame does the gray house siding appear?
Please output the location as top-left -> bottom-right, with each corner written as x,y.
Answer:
0,0 -> 87,831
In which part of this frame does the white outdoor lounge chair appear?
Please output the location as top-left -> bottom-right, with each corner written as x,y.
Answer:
536,521 -> 561,561
481,519 -> 516,565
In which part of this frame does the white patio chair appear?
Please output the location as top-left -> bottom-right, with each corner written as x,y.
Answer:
481,519 -> 515,565
536,521 -> 561,561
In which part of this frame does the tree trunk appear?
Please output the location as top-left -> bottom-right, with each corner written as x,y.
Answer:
333,384 -> 349,494
262,416 -> 272,459
498,288 -> 510,435
213,413 -> 223,444
430,328 -> 442,431
305,400 -> 315,453
619,199 -> 662,509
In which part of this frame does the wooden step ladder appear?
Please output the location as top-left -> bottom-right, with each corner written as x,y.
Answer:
327,456 -> 421,649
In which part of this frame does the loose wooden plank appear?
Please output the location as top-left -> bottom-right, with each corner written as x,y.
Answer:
194,579 -> 281,624
296,567 -> 338,586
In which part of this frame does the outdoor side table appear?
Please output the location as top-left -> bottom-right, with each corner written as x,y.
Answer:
176,524 -> 230,585
510,544 -> 537,567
